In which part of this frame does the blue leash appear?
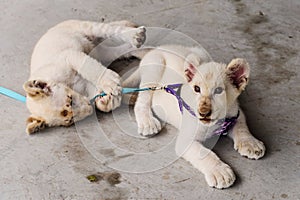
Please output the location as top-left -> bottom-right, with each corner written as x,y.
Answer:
0,85 -> 238,136
0,86 -> 165,104
0,86 -> 26,103
89,86 -> 164,103
0,84 -> 196,117
0,84 -> 195,115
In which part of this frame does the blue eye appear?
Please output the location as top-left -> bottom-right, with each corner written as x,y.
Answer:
194,85 -> 201,93
214,87 -> 224,94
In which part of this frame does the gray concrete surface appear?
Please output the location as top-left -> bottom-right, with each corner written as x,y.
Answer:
0,0 -> 299,199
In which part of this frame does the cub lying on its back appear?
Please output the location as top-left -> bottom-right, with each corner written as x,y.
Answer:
124,45 -> 265,189
23,20 -> 146,134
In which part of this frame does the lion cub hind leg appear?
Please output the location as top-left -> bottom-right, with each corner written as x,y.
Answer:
89,22 -> 146,48
26,116 -> 47,134
23,79 -> 51,99
121,26 -> 146,48
108,20 -> 138,28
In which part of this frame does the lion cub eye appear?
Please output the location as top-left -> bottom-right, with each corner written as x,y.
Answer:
194,85 -> 201,93
214,87 -> 224,94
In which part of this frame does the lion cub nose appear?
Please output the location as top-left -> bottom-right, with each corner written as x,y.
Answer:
199,110 -> 212,118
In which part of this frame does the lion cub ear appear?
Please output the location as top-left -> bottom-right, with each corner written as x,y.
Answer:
23,80 -> 52,99
184,53 -> 201,82
226,58 -> 250,91
26,116 -> 47,134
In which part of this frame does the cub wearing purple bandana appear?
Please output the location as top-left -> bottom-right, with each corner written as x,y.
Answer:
123,45 -> 265,189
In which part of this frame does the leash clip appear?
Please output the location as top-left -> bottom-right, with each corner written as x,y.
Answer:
149,86 -> 165,91
150,87 -> 157,91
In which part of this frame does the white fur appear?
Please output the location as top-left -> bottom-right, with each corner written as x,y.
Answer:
124,45 -> 265,189
23,20 -> 146,134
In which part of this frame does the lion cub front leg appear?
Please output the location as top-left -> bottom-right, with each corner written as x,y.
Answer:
134,54 -> 166,137
177,141 -> 236,189
62,50 -> 122,112
134,90 -> 162,137
229,110 -> 265,159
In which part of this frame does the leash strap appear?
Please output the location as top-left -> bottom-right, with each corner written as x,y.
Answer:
0,86 -> 26,103
91,83 -> 197,117
164,84 -> 196,117
0,84 -> 239,135
90,86 -> 164,103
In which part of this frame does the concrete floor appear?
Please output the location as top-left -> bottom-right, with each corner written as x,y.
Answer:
0,0 -> 299,199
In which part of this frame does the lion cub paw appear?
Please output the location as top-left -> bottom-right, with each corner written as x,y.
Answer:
23,79 -> 51,98
234,137 -> 265,160
132,26 -> 146,48
95,93 -> 121,113
204,162 -> 236,189
122,26 -> 146,48
137,116 -> 162,137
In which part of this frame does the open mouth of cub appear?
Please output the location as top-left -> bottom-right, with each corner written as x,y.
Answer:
199,117 -> 211,124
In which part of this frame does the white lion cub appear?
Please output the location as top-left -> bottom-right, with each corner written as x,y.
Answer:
124,45 -> 265,189
23,20 -> 146,134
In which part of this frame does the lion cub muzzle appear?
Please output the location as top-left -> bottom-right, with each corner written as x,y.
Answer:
198,96 -> 212,123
